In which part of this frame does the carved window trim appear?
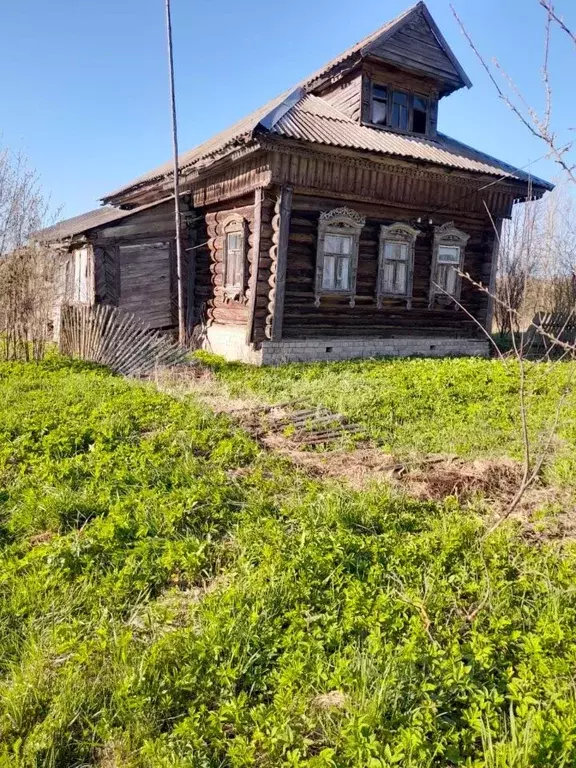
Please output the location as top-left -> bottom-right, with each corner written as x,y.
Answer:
377,223 -> 420,309
315,207 -> 365,307
429,222 -> 470,308
222,214 -> 248,302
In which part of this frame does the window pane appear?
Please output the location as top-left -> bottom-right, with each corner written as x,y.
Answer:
373,85 -> 388,102
391,103 -> 409,130
384,241 -> 408,261
413,95 -> 428,135
394,262 -> 407,293
445,266 -> 457,295
383,261 -> 395,293
336,256 -> 350,290
413,95 -> 427,112
227,232 -> 243,251
226,232 -> 244,287
393,91 -> 409,106
438,245 -> 460,264
437,264 -> 458,296
322,255 -> 336,289
325,233 -> 352,255
372,100 -> 387,125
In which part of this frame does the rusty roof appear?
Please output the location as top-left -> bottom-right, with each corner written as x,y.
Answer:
103,2 -> 478,202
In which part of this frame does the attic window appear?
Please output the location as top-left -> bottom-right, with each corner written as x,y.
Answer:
369,84 -> 431,135
413,95 -> 428,134
391,90 -> 409,130
372,85 -> 388,126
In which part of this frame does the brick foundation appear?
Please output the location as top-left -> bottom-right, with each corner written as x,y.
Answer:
204,324 -> 490,365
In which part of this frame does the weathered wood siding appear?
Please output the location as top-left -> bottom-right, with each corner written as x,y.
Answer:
320,73 -> 363,121
369,9 -> 461,91
118,242 -> 172,328
91,200 -> 192,329
281,192 -> 494,339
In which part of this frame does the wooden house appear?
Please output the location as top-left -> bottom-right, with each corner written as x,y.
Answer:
40,1 -> 552,364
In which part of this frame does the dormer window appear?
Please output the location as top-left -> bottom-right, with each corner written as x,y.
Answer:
372,85 -> 388,126
391,90 -> 409,130
369,83 -> 431,135
413,94 -> 428,134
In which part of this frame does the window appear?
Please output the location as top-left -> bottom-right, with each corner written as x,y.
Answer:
391,90 -> 410,131
429,223 -> 470,308
377,223 -> 420,308
322,233 -> 352,290
222,215 -> 247,300
372,85 -> 388,126
412,94 -> 428,134
370,84 -> 432,135
315,207 -> 365,307
72,247 -> 90,303
436,245 -> 461,296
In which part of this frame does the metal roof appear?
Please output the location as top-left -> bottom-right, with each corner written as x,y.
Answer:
103,2 -> 475,202
271,96 -> 553,188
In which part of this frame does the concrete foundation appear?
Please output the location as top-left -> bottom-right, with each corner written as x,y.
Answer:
204,324 -> 490,365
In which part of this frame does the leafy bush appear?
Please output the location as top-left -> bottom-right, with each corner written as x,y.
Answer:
1,360 -> 576,767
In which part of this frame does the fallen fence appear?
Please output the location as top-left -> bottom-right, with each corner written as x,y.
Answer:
59,304 -> 188,377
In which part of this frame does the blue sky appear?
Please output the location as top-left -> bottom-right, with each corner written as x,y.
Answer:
2,0 -> 574,218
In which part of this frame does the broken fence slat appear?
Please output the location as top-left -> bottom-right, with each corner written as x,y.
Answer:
58,303 -> 187,377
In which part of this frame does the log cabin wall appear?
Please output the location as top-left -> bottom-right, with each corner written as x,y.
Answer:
89,199 -> 193,330
194,194 -> 269,333
282,191 -> 495,339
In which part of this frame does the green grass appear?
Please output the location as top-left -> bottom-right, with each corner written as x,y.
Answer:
199,353 -> 576,479
2,359 -> 576,767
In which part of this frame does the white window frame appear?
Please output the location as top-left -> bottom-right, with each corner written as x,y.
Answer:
315,207 -> 365,307
377,223 -> 420,308
72,246 -> 90,304
429,222 -> 470,308
222,214 -> 248,301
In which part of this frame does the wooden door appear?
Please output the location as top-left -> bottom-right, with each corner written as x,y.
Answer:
119,242 -> 172,328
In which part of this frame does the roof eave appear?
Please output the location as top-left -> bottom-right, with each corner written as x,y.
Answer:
262,133 -> 553,196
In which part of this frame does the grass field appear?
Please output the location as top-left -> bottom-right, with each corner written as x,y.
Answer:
2,358 -> 576,767
200,353 -> 576,485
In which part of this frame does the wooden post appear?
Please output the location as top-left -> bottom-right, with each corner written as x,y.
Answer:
246,188 -> 264,345
165,0 -> 185,344
271,186 -> 292,342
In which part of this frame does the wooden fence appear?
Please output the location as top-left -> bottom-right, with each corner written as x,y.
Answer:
59,304 -> 188,376
527,310 -> 576,354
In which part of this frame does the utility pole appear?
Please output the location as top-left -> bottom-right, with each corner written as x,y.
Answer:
165,0 -> 185,344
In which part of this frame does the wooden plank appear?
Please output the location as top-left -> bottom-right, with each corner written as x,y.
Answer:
245,188 -> 264,344
271,186 -> 293,341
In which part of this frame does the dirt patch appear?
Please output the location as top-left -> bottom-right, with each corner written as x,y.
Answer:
154,366 -> 576,535
311,690 -> 348,711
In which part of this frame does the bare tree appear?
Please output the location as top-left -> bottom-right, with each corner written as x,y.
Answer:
445,2 -> 576,534
0,142 -> 59,360
451,2 -> 575,185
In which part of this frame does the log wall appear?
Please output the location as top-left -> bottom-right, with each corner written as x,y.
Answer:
194,194 -> 272,333
281,192 -> 495,339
